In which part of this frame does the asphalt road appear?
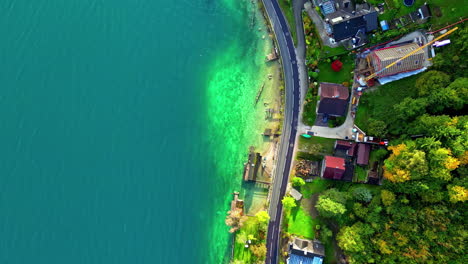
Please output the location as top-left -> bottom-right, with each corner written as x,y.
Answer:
261,0 -> 301,263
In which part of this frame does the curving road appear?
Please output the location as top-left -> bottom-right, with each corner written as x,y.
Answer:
261,0 -> 301,263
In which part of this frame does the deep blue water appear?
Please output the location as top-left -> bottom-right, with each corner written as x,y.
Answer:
0,0 -> 263,263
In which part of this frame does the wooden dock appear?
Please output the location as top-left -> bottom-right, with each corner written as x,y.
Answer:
243,146 -> 262,182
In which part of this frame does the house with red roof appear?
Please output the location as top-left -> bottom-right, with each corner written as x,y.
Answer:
321,156 -> 346,180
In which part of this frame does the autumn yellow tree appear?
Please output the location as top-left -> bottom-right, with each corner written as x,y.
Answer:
448,185 -> 468,203
383,143 -> 428,182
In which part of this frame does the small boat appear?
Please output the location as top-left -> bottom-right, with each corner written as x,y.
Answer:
301,134 -> 312,138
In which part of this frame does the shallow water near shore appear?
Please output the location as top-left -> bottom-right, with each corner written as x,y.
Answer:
0,0 -> 272,263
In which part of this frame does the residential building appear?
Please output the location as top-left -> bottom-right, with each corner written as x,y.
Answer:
323,1 -> 378,47
314,0 -> 336,15
335,140 -> 357,157
321,156 -> 346,180
356,143 -> 371,166
288,237 -> 325,264
368,43 -> 425,77
317,82 -> 349,117
409,4 -> 431,23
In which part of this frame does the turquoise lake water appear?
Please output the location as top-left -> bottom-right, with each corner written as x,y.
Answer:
0,0 -> 268,263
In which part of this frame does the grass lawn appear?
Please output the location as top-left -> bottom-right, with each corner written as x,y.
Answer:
299,136 -> 336,155
278,0 -> 297,45
354,166 -> 368,182
427,0 -> 468,26
287,206 -> 319,239
376,0 -> 466,26
322,45 -> 348,58
317,55 -> 354,84
301,178 -> 331,199
354,74 -> 420,132
354,103 -> 370,132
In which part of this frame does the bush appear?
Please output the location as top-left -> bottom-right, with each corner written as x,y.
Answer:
292,177 -> 306,187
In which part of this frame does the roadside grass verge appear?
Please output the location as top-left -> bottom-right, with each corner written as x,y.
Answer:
302,95 -> 317,126
278,0 -> 297,45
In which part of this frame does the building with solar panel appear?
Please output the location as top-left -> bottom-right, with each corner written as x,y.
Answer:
288,237 -> 325,264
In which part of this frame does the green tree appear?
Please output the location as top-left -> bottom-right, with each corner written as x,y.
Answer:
428,78 -> 468,113
282,196 -> 297,212
427,147 -> 460,181
353,202 -> 369,219
367,118 -> 388,137
415,71 -> 450,96
373,148 -> 389,161
381,189 -> 396,207
319,225 -> 333,241
320,188 -> 349,204
291,176 -> 306,187
337,223 -> 366,252
316,197 -> 346,218
353,186 -> 373,203
393,97 -> 428,122
255,211 -> 270,230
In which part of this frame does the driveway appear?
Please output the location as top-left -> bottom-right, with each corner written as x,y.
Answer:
304,2 -> 339,48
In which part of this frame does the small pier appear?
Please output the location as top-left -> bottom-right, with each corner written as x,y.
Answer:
230,191 -> 244,213
266,48 -> 278,62
243,146 -> 262,182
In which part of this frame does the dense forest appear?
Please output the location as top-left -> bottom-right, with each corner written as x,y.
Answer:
318,26 -> 467,264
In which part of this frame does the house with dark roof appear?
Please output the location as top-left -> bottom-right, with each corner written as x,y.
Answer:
323,0 -> 378,48
356,143 -> 371,166
288,237 -> 325,264
321,156 -> 346,180
317,82 -> 349,117
409,4 -> 431,23
335,140 -> 357,157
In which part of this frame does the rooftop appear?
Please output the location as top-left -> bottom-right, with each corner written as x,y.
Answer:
290,237 -> 325,257
356,143 -> 371,165
320,82 -> 349,100
290,188 -> 303,201
317,98 -> 348,116
372,43 -> 424,61
325,155 -> 346,171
